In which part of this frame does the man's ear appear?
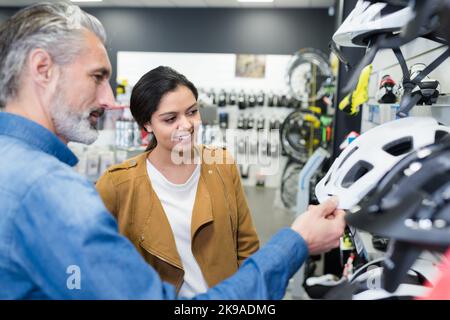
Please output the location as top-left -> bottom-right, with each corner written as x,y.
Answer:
27,48 -> 58,87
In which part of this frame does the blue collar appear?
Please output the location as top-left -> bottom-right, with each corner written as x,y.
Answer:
0,112 -> 78,167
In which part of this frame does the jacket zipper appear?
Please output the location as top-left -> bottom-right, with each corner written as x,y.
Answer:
140,245 -> 185,292
141,244 -> 183,270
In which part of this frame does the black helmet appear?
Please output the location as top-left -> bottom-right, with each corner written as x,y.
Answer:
346,140 -> 450,292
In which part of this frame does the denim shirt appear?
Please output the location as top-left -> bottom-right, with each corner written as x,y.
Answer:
0,112 -> 309,299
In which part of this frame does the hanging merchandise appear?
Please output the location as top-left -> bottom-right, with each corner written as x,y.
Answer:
332,0 -> 415,49
132,122 -> 141,147
331,0 -> 449,108
397,63 -> 441,117
116,78 -> 131,107
320,115 -> 333,149
280,161 -> 303,209
219,112 -> 229,129
267,92 -> 275,107
239,163 -> 250,179
249,133 -> 258,156
317,76 -> 336,108
409,64 -> 440,105
115,118 -> 139,149
278,94 -> 288,107
248,94 -> 257,108
272,94 -> 280,108
286,48 -> 334,104
338,64 -> 372,115
238,90 -> 247,110
256,91 -> 265,106
315,117 -> 450,210
256,117 -> 265,131
198,88 -> 214,106
237,137 -> 247,155
286,95 -> 299,109
339,131 -> 360,150
376,74 -> 399,104
203,124 -> 222,146
255,171 -> 266,187
211,90 -> 217,105
217,89 -> 227,107
280,110 -> 321,163
268,139 -> 279,158
228,90 -> 237,105
247,115 -> 255,130
269,119 -> 281,130
258,135 -> 268,158
237,115 -> 246,130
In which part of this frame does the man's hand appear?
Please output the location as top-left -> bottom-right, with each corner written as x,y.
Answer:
291,197 -> 346,255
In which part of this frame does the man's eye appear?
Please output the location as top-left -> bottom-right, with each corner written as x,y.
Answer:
188,109 -> 198,116
165,118 -> 175,123
93,75 -> 103,83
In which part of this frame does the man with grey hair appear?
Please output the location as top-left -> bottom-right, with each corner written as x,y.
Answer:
0,2 -> 345,299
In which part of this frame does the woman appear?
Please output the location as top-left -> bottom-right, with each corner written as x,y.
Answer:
96,66 -> 260,297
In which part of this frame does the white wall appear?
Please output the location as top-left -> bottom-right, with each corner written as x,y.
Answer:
117,51 -> 293,93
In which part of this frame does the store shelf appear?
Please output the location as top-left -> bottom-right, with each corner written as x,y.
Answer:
429,96 -> 450,126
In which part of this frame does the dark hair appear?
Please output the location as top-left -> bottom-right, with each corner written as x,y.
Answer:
130,66 -> 198,151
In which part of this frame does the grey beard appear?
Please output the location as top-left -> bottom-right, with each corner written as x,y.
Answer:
50,99 -> 99,145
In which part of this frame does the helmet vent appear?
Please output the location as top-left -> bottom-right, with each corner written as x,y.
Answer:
324,172 -> 332,186
435,130 -> 449,143
383,136 -> 413,156
342,160 -> 374,188
338,146 -> 359,170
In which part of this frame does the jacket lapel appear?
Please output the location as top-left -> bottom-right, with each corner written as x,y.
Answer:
134,152 -> 183,270
191,163 -> 214,240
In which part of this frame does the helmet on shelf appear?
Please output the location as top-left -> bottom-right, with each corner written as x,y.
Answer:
315,117 -> 450,210
347,140 -> 450,292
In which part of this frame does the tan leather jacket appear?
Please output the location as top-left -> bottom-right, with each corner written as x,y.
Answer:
95,145 -> 260,293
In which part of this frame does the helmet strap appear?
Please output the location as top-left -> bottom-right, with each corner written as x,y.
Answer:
395,47 -> 450,117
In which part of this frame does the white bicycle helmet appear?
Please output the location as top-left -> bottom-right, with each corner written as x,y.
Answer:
315,117 -> 450,210
332,1 -> 449,95
323,257 -> 436,300
333,0 -> 414,47
350,264 -> 433,300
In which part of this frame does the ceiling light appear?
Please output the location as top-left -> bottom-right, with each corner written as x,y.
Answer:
238,0 -> 274,3
70,0 -> 103,3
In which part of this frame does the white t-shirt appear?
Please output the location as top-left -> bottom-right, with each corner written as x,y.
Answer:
146,160 -> 208,298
